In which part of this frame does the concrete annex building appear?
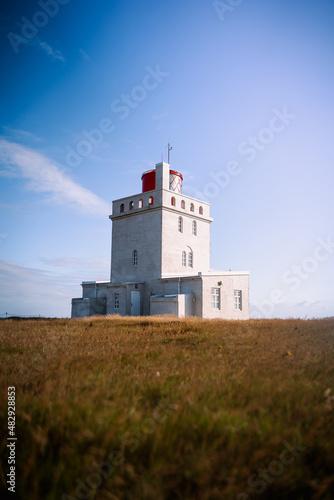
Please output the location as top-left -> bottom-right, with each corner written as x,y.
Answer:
71,162 -> 249,318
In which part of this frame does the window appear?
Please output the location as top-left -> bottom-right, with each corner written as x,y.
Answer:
199,206 -> 203,215
192,220 -> 197,236
211,288 -> 220,310
138,199 -> 143,208
234,290 -> 242,310
181,200 -> 185,209
120,203 -> 124,213
178,216 -> 183,233
171,197 -> 175,206
114,293 -> 119,309
188,250 -> 193,268
133,249 -> 138,266
129,201 -> 134,210
148,196 -> 153,205
182,251 -> 186,266
190,203 -> 194,212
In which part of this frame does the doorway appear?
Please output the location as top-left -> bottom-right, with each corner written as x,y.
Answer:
130,291 -> 141,316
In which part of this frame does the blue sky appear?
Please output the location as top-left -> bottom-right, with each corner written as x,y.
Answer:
0,0 -> 333,318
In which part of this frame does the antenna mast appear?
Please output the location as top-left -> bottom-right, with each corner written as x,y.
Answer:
167,142 -> 173,164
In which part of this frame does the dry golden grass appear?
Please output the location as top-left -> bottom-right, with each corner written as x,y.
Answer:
0,316 -> 334,500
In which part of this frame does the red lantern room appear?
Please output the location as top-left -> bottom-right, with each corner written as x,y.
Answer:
141,168 -> 183,193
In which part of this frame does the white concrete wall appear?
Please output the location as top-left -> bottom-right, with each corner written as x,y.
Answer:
146,277 -> 202,317
71,298 -> 90,317
71,297 -> 106,317
155,162 -> 170,191
76,273 -> 249,319
104,286 -> 127,316
150,293 -> 194,317
184,293 -> 194,317
150,295 -> 178,316
161,189 -> 211,220
82,283 -> 95,299
110,209 -> 162,283
201,273 -> 249,319
161,208 -> 211,276
111,190 -> 162,217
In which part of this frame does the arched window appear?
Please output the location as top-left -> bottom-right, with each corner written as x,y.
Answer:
199,206 -> 203,215
182,251 -> 186,267
178,216 -> 183,233
171,196 -> 175,206
181,200 -> 185,209
188,250 -> 193,268
114,293 -> 119,309
120,203 -> 124,213
138,199 -> 143,208
190,203 -> 194,212
133,249 -> 138,266
148,196 -> 153,205
192,220 -> 197,236
129,201 -> 134,210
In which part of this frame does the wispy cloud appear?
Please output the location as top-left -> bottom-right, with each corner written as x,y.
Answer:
295,299 -> 322,308
2,126 -> 43,143
140,158 -> 155,168
0,257 -> 110,317
79,48 -> 90,60
37,40 -> 65,61
152,112 -> 168,120
181,169 -> 196,181
0,259 -> 75,317
40,256 -> 109,273
0,139 -> 110,216
250,299 -> 333,319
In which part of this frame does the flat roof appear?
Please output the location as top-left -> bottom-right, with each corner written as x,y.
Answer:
81,281 -> 111,285
160,271 -> 250,280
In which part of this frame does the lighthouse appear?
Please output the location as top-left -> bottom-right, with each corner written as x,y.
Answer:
71,161 -> 249,318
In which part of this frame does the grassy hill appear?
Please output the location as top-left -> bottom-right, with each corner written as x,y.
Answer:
0,316 -> 334,499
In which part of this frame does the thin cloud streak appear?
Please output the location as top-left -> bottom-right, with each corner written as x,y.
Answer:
152,112 -> 168,120
2,126 -> 43,143
0,258 -> 110,317
40,256 -> 109,273
36,39 -> 65,61
79,48 -> 90,60
0,139 -> 110,216
0,259 -> 75,317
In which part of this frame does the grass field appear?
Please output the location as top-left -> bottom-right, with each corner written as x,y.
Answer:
0,316 -> 334,500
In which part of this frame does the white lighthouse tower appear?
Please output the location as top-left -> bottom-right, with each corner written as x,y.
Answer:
71,161 -> 249,318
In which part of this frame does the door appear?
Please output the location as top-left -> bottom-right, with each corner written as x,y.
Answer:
130,291 -> 141,316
